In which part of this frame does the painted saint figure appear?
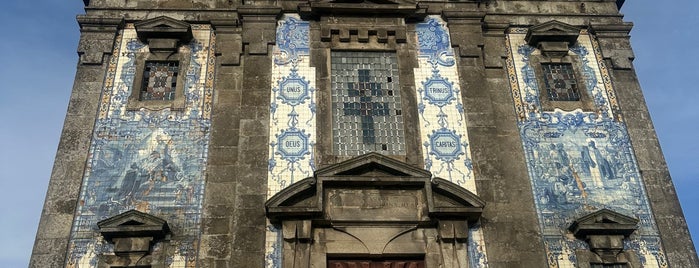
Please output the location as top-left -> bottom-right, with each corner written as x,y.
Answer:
117,163 -> 142,204
583,140 -> 615,182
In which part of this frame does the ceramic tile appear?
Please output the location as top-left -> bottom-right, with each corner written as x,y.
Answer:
506,29 -> 666,267
66,25 -> 215,268
414,16 -> 487,268
265,14 -> 316,268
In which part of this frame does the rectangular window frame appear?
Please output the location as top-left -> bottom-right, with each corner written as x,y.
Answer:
531,55 -> 594,112
127,46 -> 190,111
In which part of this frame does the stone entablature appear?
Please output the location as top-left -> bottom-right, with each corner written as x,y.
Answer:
569,209 -> 642,267
97,210 -> 171,268
266,153 -> 485,268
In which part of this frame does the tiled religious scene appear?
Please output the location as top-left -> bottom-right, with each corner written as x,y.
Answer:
31,1 -> 698,268
414,17 -> 486,267
506,29 -> 667,267
65,25 -> 215,267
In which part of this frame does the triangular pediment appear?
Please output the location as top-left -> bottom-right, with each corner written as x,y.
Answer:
525,20 -> 581,46
574,208 -> 639,225
135,16 -> 191,31
315,152 -> 432,177
529,20 -> 580,34
267,154 -> 484,224
134,16 -> 193,43
569,209 -> 638,237
98,210 -> 170,240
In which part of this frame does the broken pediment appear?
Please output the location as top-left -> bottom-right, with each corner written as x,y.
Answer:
98,210 -> 170,241
266,153 -> 484,224
525,20 -> 581,47
134,16 -> 193,46
568,208 -> 639,238
431,178 -> 486,222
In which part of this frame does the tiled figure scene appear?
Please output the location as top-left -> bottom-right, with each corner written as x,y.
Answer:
66,25 -> 215,268
506,29 -> 667,267
266,15 -> 316,268
414,16 -> 487,268
331,51 -> 405,155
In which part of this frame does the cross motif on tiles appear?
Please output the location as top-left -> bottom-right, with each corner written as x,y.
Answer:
342,69 -> 390,144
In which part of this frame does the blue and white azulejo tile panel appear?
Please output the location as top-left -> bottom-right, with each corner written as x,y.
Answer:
267,14 -> 315,196
66,24 -> 215,268
265,14 -> 316,268
506,29 -> 667,268
415,17 -> 475,194
415,16 -> 487,268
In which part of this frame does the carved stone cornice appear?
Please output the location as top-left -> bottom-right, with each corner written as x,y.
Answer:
298,0 -> 427,21
77,15 -> 123,33
266,153 -> 485,224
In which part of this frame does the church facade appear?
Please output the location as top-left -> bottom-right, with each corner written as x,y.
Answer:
31,0 -> 697,267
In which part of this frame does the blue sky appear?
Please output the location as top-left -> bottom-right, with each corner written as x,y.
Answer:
0,1 -> 696,267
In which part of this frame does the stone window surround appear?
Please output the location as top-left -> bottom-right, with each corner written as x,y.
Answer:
126,16 -> 193,111
312,16 -> 421,165
525,20 -> 595,112
530,54 -> 594,112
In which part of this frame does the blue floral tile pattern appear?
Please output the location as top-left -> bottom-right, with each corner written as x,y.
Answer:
265,14 -> 316,268
414,16 -> 487,268
506,28 -> 667,268
66,24 -> 215,268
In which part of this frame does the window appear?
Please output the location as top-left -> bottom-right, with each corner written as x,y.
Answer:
140,61 -> 179,101
531,57 -> 593,111
331,51 -> 405,156
542,63 -> 580,101
126,16 -> 192,111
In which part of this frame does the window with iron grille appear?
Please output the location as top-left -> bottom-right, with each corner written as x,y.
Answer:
140,61 -> 179,101
542,63 -> 580,101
